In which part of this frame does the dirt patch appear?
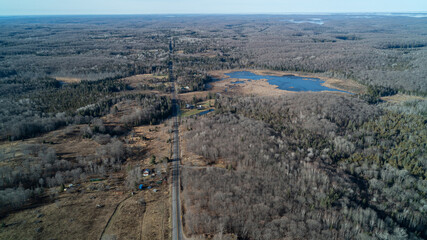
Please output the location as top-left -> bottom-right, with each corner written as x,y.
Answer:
381,94 -> 425,103
128,123 -> 172,163
55,77 -> 81,83
320,76 -> 365,94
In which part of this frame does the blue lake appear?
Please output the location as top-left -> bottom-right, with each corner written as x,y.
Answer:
224,71 -> 350,93
288,19 -> 324,25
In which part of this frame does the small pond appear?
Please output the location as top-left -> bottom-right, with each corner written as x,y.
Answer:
224,71 -> 350,93
198,109 -> 214,116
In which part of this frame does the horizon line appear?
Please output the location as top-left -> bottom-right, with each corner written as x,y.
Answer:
1,11 -> 427,17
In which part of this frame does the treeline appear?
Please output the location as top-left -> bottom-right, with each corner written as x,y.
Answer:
31,77 -> 127,114
1,91 -> 171,141
182,93 -> 427,239
379,41 -> 426,49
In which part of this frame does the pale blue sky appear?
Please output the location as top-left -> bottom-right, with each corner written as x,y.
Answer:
0,0 -> 426,15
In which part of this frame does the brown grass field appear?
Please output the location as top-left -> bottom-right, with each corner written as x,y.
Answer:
0,105 -> 172,240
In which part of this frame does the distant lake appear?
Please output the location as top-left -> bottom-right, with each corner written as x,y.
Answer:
224,71 -> 350,93
284,18 -> 324,25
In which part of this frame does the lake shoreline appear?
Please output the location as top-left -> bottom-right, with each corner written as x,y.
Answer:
209,69 -> 366,95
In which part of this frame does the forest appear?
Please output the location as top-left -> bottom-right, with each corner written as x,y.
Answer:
1,15 -> 427,95
0,16 -> 173,211
182,94 -> 427,239
0,14 -> 426,239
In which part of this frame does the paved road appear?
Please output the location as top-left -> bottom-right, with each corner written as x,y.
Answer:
170,40 -> 183,240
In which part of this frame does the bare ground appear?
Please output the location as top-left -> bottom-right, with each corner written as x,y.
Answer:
54,77 -> 81,84
381,94 -> 425,103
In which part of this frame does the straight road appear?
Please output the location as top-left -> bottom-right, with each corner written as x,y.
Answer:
170,40 -> 183,240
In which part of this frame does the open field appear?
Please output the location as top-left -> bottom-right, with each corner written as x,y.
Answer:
1,190 -> 127,240
0,105 -> 172,240
180,100 -> 215,117
0,181 -> 170,240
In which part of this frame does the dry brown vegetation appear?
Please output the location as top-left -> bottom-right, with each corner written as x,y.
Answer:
380,94 -> 425,103
1,181 -> 170,240
1,191 -> 126,240
1,14 -> 427,240
0,104 -> 172,240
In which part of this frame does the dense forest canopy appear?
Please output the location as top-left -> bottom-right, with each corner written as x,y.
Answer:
183,94 -> 427,239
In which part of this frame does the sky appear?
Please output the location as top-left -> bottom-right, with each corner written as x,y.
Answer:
0,0 -> 426,16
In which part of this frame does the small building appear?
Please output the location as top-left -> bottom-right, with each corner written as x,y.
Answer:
185,104 -> 194,109
197,105 -> 204,110
143,169 -> 150,177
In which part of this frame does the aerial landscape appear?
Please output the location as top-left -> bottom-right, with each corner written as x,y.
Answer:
0,1 -> 426,240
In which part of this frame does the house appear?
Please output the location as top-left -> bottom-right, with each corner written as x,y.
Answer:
185,104 -> 194,109
143,169 -> 150,177
197,105 -> 204,110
